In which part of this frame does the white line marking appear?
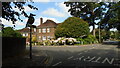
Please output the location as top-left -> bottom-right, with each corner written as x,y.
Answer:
78,53 -> 82,55
92,57 -> 101,63
79,56 -> 85,61
73,58 -> 78,60
102,58 -> 114,64
83,56 -> 90,61
88,56 -> 96,62
52,62 -> 62,66
68,56 -> 73,59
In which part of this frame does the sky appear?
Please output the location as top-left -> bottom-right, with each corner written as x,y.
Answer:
1,2 -> 72,30
1,0 -> 118,31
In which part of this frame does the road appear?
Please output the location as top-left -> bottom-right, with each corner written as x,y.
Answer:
31,44 -> 120,67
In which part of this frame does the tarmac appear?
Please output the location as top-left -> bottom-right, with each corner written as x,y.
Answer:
2,49 -> 48,68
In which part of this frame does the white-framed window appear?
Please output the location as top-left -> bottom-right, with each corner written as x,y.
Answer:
47,28 -> 50,33
23,34 -> 25,36
42,36 -> 46,40
47,36 -> 51,40
26,33 -> 28,36
42,28 -> 46,33
22,33 -> 28,36
39,29 -> 41,33
34,28 -> 36,32
39,36 -> 41,40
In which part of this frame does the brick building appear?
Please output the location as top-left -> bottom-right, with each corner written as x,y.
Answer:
18,18 -> 59,43
36,18 -> 58,42
17,27 -> 37,45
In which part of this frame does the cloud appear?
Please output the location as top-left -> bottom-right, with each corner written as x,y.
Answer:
32,0 -> 51,2
41,2 -> 71,18
33,17 -> 60,26
12,6 -> 35,12
31,0 -> 68,2
55,2 -> 71,17
42,8 -> 65,17
1,18 -> 25,27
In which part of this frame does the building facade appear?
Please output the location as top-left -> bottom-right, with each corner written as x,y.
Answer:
36,18 -> 58,42
18,18 -> 59,43
17,27 -> 37,45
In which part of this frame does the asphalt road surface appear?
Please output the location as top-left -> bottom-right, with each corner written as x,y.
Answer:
31,44 -> 120,67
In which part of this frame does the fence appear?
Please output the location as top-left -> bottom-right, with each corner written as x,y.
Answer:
2,37 -> 26,59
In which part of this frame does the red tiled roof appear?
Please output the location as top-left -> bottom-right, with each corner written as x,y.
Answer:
17,28 -> 30,33
37,20 -> 58,28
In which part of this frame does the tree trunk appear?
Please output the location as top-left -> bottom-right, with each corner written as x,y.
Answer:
93,24 -> 95,37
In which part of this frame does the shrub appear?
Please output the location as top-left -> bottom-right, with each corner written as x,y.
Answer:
76,35 -> 98,45
43,40 -> 51,46
2,27 -> 22,38
55,17 -> 90,38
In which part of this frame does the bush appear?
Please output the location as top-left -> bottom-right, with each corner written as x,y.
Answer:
76,35 -> 98,45
55,17 -> 90,38
37,42 -> 43,45
2,27 -> 22,38
43,40 -> 51,46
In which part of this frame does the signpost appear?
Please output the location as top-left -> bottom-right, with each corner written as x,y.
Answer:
26,13 -> 36,59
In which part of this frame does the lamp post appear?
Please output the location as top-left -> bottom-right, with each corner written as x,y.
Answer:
26,13 -> 36,59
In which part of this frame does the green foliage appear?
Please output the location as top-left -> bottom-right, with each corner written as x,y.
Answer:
2,27 -> 22,37
100,2 -> 120,31
76,35 -> 98,44
43,40 -> 51,46
32,36 -> 37,43
55,17 -> 90,38
2,2 -> 38,25
64,2 -> 108,36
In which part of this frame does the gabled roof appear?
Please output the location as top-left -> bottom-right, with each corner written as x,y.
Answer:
17,27 -> 30,33
37,20 -> 58,28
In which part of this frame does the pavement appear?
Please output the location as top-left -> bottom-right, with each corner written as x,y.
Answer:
2,49 -> 48,68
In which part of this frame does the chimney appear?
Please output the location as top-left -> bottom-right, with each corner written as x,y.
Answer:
40,18 -> 43,25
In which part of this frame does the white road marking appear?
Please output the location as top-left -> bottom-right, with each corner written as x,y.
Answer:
92,57 -> 101,63
73,58 -> 78,60
52,62 -> 62,66
78,53 -> 82,55
79,56 -> 85,61
68,56 -> 73,59
83,56 -> 91,61
102,58 -> 114,64
88,56 -> 96,62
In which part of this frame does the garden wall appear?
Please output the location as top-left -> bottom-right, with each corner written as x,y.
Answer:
2,37 -> 26,59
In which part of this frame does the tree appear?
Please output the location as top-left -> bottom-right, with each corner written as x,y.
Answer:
100,2 -> 120,31
55,17 -> 90,38
2,2 -> 38,26
2,27 -> 22,37
64,2 -> 107,37
94,28 -> 110,41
